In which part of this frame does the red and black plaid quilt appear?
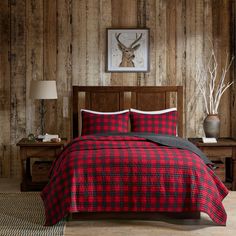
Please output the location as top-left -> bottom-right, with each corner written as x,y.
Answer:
41,135 -> 228,226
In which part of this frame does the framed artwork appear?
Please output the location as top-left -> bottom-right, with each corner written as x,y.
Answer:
106,28 -> 150,72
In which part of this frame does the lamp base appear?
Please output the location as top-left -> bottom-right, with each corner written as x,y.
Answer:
39,100 -> 46,136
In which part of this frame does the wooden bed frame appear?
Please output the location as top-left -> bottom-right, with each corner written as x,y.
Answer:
71,86 -> 200,221
73,86 -> 184,138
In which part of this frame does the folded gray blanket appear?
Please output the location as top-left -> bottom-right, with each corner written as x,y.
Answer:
96,132 -> 213,166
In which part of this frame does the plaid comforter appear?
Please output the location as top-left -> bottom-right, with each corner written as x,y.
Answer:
41,134 -> 228,226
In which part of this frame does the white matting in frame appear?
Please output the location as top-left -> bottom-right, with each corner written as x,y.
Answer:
106,28 -> 150,72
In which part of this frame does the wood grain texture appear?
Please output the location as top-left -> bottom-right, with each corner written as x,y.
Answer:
139,0 -> 156,86
10,0 -> 26,178
0,0 -> 11,177
111,0 -> 137,86
56,0 -> 72,139
166,0 -> 176,86
175,0 -> 186,135
44,0 -> 57,82
72,0 -> 86,85
185,0 -> 197,136
0,0 -> 235,177
212,0 -> 231,137
43,0 -> 57,135
195,0 -> 204,136
155,0 -> 167,86
26,0 -> 43,136
230,0 -> 236,139
99,0 -> 112,86
87,0 -> 100,86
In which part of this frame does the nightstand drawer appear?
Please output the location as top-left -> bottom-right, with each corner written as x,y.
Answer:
32,161 -> 52,182
200,147 -> 232,158
26,147 -> 58,157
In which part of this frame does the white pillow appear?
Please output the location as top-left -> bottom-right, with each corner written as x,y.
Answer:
130,108 -> 177,114
81,109 -> 129,115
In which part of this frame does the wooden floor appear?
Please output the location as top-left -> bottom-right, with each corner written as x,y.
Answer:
0,178 -> 236,236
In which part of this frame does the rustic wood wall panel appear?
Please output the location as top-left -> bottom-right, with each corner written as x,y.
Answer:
166,0 -> 177,87
175,0 -> 186,132
10,0 -> 26,177
25,0 -> 43,136
111,0 -> 137,86
194,0 -> 204,136
43,0 -> 57,135
185,0 -> 197,136
56,0 -> 72,138
231,0 -> 236,139
0,0 -> 11,177
99,0 -> 112,86
0,0 -> 235,177
138,0 -> 156,86
72,0 -> 86,85
212,0 -> 231,137
87,0 -> 100,86
155,0 -> 167,86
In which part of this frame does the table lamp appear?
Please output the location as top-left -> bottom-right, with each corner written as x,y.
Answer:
29,80 -> 58,135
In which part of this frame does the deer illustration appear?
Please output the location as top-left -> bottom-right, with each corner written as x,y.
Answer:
115,33 -> 143,67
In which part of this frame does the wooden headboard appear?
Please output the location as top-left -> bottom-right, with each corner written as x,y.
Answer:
72,86 -> 184,138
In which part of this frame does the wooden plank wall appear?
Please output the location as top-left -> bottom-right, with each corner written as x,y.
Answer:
231,0 -> 236,139
0,0 -> 234,178
0,1 -> 11,177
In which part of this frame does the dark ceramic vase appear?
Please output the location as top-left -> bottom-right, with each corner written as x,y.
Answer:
203,114 -> 220,138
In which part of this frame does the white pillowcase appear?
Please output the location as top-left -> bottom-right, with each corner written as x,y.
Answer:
81,109 -> 129,115
130,108 -> 177,114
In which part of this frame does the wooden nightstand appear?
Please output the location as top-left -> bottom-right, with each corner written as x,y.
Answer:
188,138 -> 236,190
17,138 -> 67,191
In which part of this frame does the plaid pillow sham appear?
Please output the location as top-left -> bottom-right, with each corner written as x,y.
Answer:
130,108 -> 177,135
81,109 -> 129,135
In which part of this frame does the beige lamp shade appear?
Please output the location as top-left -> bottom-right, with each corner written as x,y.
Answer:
30,80 -> 58,99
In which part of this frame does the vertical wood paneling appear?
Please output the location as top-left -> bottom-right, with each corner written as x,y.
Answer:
0,0 -> 235,176
185,0 -> 196,136
10,0 -> 26,177
202,0 -> 213,136
166,0 -> 177,112
203,0 -> 213,55
99,0 -> 112,86
137,0 -> 146,86
111,0 -> 137,86
230,0 -> 236,139
56,0 -> 72,138
44,0 -> 57,82
139,0 -> 156,86
43,0 -> 57,134
166,0 -> 176,86
212,0 -> 231,137
176,0 -> 186,87
176,0 -> 186,136
26,0 -> 43,136
155,0 -> 167,85
87,0 -> 100,85
195,0 -> 204,136
0,0 -> 11,177
72,0 -> 87,85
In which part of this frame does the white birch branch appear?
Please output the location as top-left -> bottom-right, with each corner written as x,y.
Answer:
195,48 -> 234,115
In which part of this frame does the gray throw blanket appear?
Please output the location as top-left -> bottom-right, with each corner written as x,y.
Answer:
96,132 -> 213,166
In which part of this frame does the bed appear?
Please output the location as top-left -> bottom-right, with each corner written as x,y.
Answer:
41,86 -> 228,226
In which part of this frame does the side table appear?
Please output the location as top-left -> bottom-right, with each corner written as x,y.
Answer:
17,138 -> 67,191
188,137 -> 236,190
